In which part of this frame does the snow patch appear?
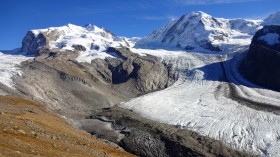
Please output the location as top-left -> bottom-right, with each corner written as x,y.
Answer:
258,33 -> 280,45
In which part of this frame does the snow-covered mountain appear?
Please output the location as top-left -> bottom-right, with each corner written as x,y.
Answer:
136,11 -> 262,52
21,24 -> 136,62
263,11 -> 280,26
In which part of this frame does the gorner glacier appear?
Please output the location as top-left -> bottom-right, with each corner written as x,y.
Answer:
121,11 -> 280,157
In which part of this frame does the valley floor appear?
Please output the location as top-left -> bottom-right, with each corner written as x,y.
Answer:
121,48 -> 280,157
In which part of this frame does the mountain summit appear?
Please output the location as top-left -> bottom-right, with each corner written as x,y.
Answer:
263,11 -> 280,25
21,24 -> 130,61
136,11 -> 262,52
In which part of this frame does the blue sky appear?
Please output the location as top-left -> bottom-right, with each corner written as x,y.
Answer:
0,0 -> 279,50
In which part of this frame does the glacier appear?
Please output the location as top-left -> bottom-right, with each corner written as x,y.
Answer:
120,47 -> 280,157
0,50 -> 33,89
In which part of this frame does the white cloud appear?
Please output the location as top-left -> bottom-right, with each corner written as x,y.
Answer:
173,0 -> 263,5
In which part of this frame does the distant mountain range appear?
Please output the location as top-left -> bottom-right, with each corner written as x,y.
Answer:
136,11 -> 280,52
21,11 -> 280,57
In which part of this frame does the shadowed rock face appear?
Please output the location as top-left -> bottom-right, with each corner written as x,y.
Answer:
21,31 -> 48,55
241,25 -> 280,91
21,29 -> 62,55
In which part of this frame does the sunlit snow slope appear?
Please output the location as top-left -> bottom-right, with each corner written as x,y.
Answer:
27,24 -> 136,63
120,47 -> 280,157
136,11 -> 262,52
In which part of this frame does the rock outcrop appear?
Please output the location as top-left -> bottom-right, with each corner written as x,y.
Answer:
105,47 -> 174,92
71,44 -> 86,51
241,25 -> 280,91
21,31 -> 48,55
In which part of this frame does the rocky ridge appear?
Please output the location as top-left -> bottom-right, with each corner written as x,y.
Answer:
241,25 -> 280,91
14,46 -> 176,119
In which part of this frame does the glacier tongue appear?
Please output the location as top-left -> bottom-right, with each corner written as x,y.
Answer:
120,48 -> 280,157
0,51 -> 33,89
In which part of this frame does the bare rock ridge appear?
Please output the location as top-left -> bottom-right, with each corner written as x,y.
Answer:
241,25 -> 280,91
14,46 -> 176,118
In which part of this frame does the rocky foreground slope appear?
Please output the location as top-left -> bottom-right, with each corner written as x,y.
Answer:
0,96 -> 134,157
241,25 -> 280,91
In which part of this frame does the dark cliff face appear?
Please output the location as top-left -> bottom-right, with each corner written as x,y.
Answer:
241,25 -> 280,91
21,31 -> 48,55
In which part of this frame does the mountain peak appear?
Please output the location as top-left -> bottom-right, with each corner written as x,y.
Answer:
180,11 -> 212,22
189,11 -> 210,17
84,23 -> 103,32
21,24 -> 129,58
136,11 -> 262,52
263,11 -> 280,25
